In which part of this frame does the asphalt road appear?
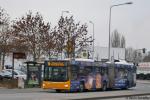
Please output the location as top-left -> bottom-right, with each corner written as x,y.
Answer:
0,81 -> 150,100
105,95 -> 150,100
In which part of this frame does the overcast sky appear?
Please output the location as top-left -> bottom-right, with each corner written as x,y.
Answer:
1,0 -> 150,50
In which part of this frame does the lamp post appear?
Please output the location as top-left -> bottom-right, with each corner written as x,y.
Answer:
108,2 -> 133,61
61,11 -> 69,17
89,21 -> 95,59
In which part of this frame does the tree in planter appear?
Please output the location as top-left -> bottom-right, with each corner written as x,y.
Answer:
12,11 -> 50,61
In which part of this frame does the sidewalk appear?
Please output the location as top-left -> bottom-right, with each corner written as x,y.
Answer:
0,87 -> 51,94
137,80 -> 150,84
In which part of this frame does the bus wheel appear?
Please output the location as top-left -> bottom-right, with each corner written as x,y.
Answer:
102,82 -> 107,91
122,85 -> 129,90
122,81 -> 129,90
79,83 -> 84,92
125,85 -> 129,89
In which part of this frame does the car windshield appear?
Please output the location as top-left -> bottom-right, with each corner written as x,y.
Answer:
4,70 -> 25,75
44,66 -> 68,82
0,70 -> 11,76
15,70 -> 25,75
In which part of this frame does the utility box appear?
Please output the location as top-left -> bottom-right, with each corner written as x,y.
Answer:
18,77 -> 24,88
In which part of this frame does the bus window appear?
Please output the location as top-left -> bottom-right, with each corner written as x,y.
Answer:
71,65 -> 79,80
101,67 -> 108,76
44,67 -> 52,81
101,67 -> 108,81
83,66 -> 93,75
96,67 -> 101,73
115,68 -> 127,79
44,66 -> 68,82
115,68 -> 118,78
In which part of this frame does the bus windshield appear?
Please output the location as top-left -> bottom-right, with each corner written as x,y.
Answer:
44,66 -> 68,82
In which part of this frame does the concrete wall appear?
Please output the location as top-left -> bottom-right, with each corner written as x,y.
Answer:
94,46 -> 125,61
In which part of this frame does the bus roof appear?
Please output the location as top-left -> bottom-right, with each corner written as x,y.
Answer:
104,61 -> 135,69
106,60 -> 134,66
115,60 -> 133,66
64,58 -> 94,62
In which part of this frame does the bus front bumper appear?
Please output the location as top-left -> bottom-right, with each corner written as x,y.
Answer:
42,81 -> 70,90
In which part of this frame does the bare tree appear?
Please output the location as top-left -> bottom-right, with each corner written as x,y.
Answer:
121,35 -> 126,48
12,11 -> 50,61
111,29 -> 126,48
0,7 -> 11,69
0,7 -> 9,25
10,32 -> 29,53
125,47 -> 135,62
111,30 -> 121,48
41,27 -> 57,59
0,27 -> 13,69
57,16 -> 90,58
143,52 -> 150,62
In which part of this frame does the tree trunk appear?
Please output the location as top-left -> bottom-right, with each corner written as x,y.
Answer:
33,49 -> 36,62
48,50 -> 51,60
2,52 -> 5,70
0,52 -> 2,70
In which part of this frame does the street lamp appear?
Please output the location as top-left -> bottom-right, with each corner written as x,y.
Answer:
108,2 -> 133,61
61,11 -> 69,17
89,21 -> 95,59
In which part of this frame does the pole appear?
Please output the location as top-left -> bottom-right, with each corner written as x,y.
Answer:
89,21 -> 94,59
12,53 -> 14,79
93,23 -> 94,59
108,2 -> 133,61
108,6 -> 112,61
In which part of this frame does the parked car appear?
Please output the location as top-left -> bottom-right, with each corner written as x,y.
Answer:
5,65 -> 12,69
0,70 -> 12,79
0,69 -> 27,80
0,75 -> 2,80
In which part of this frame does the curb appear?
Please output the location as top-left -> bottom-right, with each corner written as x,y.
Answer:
70,93 -> 150,100
0,86 -> 7,89
137,80 -> 150,84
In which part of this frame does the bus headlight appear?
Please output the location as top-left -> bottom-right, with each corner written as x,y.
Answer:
64,84 -> 69,87
43,83 -> 46,87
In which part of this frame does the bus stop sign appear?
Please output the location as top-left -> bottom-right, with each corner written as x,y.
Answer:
13,52 -> 26,59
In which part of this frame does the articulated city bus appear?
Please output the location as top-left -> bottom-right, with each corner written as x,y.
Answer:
42,58 -> 136,92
